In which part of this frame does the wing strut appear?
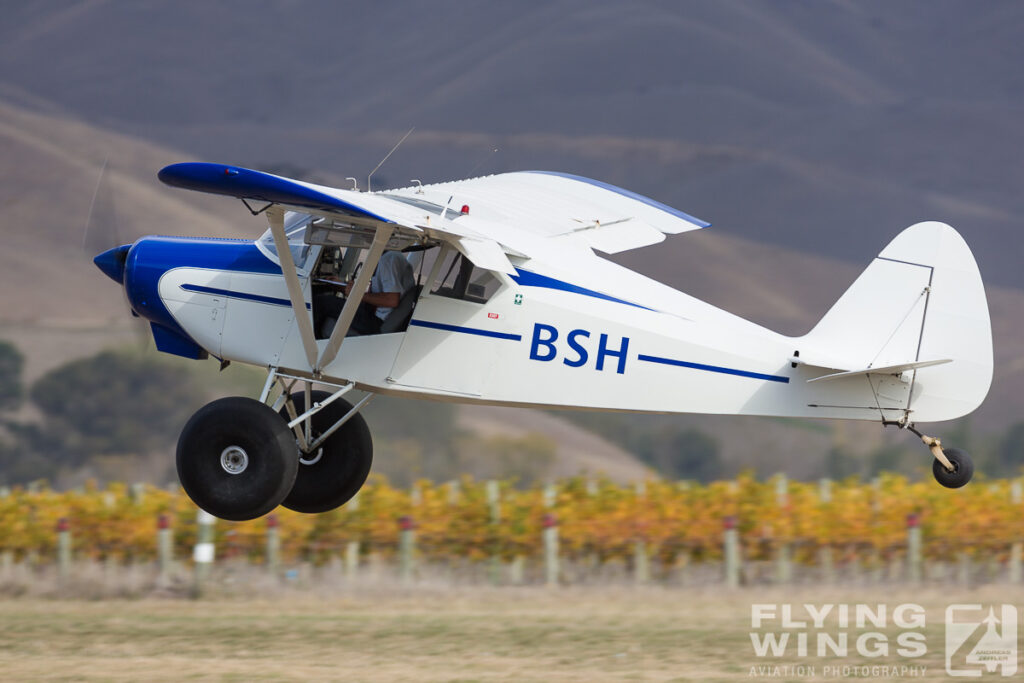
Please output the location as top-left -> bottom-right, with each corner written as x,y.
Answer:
315,224 -> 394,373
268,206 -> 319,370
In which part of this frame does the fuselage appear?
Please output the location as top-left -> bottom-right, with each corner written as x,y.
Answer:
99,228 -> 908,423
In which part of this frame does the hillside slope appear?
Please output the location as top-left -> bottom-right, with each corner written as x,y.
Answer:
0,97 -> 1018,485
1,2 -> 1022,288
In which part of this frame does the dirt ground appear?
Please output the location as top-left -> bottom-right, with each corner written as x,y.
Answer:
0,585 -> 1019,681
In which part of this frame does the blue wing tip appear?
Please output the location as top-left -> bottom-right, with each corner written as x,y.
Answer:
156,162 -> 390,223
158,162 -> 239,188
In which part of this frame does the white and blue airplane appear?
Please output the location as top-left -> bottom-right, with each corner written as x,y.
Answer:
93,162 -> 993,520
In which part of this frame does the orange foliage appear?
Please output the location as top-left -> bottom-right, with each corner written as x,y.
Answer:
0,475 -> 1021,565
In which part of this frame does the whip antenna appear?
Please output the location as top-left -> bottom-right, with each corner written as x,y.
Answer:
367,127 -> 414,192
466,147 -> 499,178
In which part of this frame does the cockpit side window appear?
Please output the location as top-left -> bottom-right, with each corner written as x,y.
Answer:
430,250 -> 500,303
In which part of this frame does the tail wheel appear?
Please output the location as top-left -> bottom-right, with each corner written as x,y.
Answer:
177,397 -> 298,521
280,391 -> 373,514
932,448 -> 974,489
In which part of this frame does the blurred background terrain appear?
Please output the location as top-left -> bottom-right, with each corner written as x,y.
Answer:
0,1 -> 1021,488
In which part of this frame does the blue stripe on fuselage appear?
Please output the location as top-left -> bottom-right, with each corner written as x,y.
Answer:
637,353 -> 790,383
511,269 -> 655,311
180,283 -> 311,309
408,319 -> 522,341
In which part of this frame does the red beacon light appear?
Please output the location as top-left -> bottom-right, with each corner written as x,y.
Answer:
460,204 -> 470,215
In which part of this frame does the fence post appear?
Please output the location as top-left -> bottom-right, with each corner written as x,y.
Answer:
585,478 -> 599,578
633,481 -> 649,585
775,474 -> 791,584
266,514 -> 280,578
56,517 -> 71,586
0,486 -> 10,577
399,515 -> 415,584
848,544 -> 862,584
193,509 -> 215,595
957,550 -> 971,587
818,478 -> 834,583
486,480 -> 501,585
543,483 -> 559,586
486,480 -> 500,522
870,477 -> 883,583
907,513 -> 922,583
675,481 -> 692,586
724,515 -> 739,588
157,514 -> 173,581
1011,481 -> 1022,584
345,493 -> 360,580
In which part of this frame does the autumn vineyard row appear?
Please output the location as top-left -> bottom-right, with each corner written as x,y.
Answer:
0,474 -> 1021,565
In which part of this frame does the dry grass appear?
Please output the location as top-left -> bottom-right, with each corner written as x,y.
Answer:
0,585 -> 1019,681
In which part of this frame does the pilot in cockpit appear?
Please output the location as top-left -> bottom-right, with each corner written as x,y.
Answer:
318,250 -> 415,336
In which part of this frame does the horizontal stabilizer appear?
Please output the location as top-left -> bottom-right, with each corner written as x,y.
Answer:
807,358 -> 952,383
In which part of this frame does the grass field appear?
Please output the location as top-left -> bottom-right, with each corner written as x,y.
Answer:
1,585 -> 1019,681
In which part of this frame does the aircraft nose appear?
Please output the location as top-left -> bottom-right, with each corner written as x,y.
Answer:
93,244 -> 132,284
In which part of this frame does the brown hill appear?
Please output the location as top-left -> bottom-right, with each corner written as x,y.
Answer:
3,2 -> 1024,291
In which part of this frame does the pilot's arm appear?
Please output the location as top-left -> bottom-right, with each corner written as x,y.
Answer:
343,252 -> 409,309
344,284 -> 400,309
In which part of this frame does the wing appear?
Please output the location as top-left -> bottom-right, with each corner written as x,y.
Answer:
386,170 -> 710,254
159,162 -> 714,331
158,163 -> 710,266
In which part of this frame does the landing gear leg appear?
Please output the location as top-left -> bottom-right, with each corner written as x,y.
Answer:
258,369 -> 376,513
903,424 -> 974,489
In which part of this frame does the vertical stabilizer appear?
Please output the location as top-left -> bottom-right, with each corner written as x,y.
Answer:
799,222 -> 992,422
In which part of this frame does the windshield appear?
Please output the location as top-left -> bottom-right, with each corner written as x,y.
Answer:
257,212 -> 315,271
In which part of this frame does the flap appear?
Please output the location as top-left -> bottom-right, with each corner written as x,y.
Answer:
579,218 -> 667,254
454,236 -> 517,275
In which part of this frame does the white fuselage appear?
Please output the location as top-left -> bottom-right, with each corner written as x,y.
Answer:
157,238 -> 910,423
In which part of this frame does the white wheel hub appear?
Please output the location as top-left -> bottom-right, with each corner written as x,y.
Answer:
220,446 -> 249,474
